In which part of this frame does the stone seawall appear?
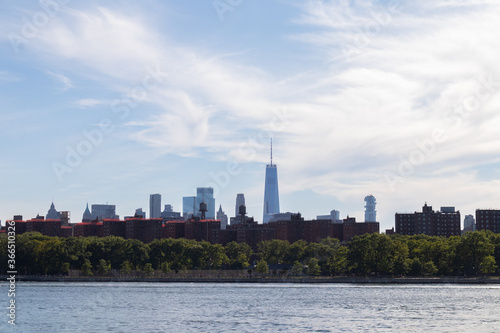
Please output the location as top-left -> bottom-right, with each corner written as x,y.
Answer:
3,275 -> 500,284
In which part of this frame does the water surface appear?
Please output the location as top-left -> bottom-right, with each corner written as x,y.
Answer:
1,282 -> 499,332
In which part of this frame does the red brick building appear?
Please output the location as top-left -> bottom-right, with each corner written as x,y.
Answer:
342,217 -> 379,241
395,204 -> 460,237
125,218 -> 163,243
476,209 -> 500,234
269,214 -> 379,243
74,222 -> 104,237
103,219 -> 126,238
184,219 -> 220,242
163,221 -> 186,239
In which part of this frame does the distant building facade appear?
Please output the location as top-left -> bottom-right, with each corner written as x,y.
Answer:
317,210 -> 342,223
395,203 -> 461,237
463,214 -> 476,234
91,204 -> 119,220
217,205 -> 228,230
364,195 -> 376,222
135,208 -> 146,219
46,202 -> 61,220
182,196 -> 197,219
263,141 -> 280,224
150,194 -> 161,219
161,204 -> 182,220
197,187 -> 215,220
82,204 -> 92,222
235,194 -> 245,217
476,209 -> 500,234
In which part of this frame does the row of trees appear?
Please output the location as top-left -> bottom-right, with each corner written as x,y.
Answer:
1,230 -> 500,277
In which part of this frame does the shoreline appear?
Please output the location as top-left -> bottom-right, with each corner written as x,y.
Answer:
2,275 -> 500,284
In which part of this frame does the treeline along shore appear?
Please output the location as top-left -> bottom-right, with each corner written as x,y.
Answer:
2,230 -> 500,279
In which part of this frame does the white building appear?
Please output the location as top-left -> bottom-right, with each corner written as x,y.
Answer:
364,195 -> 377,222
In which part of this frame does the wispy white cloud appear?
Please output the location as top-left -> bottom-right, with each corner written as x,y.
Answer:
73,98 -> 110,109
46,71 -> 74,91
0,70 -> 22,82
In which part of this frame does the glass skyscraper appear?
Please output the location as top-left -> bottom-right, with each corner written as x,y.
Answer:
197,187 -> 215,219
263,141 -> 280,224
182,196 -> 197,219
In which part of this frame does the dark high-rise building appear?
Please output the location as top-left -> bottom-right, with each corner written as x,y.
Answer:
476,209 -> 500,233
395,203 -> 460,237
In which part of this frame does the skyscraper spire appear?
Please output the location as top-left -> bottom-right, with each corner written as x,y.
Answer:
270,138 -> 273,166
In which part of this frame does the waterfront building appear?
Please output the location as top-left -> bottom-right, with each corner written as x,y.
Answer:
125,217 -> 163,244
475,209 -> 500,233
150,193 -> 161,219
75,221 -> 103,238
395,203 -> 460,237
263,140 -> 280,223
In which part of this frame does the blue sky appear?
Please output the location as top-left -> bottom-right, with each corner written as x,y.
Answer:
1,0 -> 500,231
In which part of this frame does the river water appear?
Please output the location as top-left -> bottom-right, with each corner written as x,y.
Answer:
1,282 -> 499,332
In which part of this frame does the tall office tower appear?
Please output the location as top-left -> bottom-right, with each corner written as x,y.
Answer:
235,194 -> 245,216
263,139 -> 280,224
197,187 -> 215,219
150,194 -> 162,218
46,202 -> 61,220
82,203 -> 92,222
364,195 -> 377,222
183,196 -> 197,219
217,205 -> 228,230
463,214 -> 476,233
91,204 -> 119,220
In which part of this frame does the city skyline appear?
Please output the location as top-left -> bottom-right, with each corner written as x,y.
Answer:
2,1 -> 500,231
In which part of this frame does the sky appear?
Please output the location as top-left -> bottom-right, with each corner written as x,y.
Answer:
1,0 -> 500,231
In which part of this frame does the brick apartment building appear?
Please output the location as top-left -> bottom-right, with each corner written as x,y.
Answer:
476,209 -> 500,233
395,203 -> 460,237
